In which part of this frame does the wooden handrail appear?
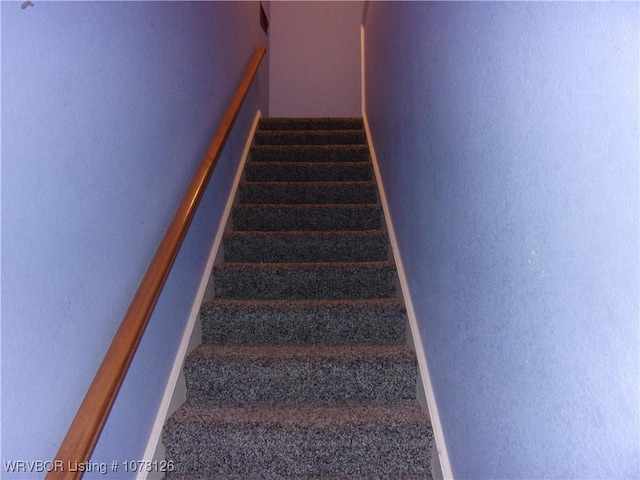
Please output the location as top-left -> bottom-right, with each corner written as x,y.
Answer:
46,45 -> 266,480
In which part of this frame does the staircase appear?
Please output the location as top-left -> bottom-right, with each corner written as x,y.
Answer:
163,118 -> 434,479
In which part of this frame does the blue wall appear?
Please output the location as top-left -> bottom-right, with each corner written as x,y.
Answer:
364,2 -> 639,478
2,2 -> 265,477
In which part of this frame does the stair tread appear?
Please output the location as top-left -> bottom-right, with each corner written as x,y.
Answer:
251,144 -> 367,149
247,160 -> 368,166
250,144 -> 371,163
200,298 -> 406,347
259,127 -> 364,134
225,229 -> 385,238
213,260 -> 395,270
212,261 -> 397,300
203,297 -> 404,309
238,180 -> 378,205
232,203 -> 384,232
164,402 -> 432,477
245,162 -> 373,182
235,202 -> 380,209
252,144 -> 368,149
184,345 -> 417,407
223,230 -> 388,263
258,117 -> 364,131
188,343 -> 413,363
167,401 -> 429,431
258,129 -> 364,134
254,130 -> 367,146
241,180 -> 376,186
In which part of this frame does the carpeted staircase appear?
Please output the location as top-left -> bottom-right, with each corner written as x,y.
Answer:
163,118 -> 434,479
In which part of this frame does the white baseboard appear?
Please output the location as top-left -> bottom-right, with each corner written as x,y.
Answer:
137,110 -> 262,480
362,112 -> 454,480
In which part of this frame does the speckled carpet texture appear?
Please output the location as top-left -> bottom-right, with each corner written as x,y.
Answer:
163,118 -> 433,479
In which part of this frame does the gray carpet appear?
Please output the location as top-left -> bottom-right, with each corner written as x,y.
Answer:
163,117 -> 433,478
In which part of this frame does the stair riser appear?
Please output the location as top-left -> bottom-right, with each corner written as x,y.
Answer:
200,302 -> 406,346
238,182 -> 377,205
165,443 -> 431,478
212,265 -> 397,300
244,163 -> 372,182
223,233 -> 388,263
254,130 -> 366,146
250,145 -> 370,163
232,206 -> 383,231
163,403 -> 433,478
258,118 -> 364,131
184,354 -> 417,406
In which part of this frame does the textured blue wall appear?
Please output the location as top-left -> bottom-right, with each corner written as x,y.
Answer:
2,2 -> 265,477
364,2 -> 639,478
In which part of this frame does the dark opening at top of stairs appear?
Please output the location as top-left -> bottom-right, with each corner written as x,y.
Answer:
163,117 -> 433,479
